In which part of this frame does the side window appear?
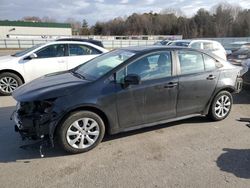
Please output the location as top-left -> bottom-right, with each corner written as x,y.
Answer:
69,44 -> 101,56
36,44 -> 66,58
178,51 -> 205,74
190,42 -> 201,49
117,51 -> 172,82
213,42 -> 223,51
203,42 -> 214,51
203,54 -> 217,71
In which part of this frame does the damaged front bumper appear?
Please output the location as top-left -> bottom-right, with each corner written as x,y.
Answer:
12,101 -> 60,147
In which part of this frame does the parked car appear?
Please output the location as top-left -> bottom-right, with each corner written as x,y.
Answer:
169,40 -> 227,60
154,39 -> 172,46
56,38 -> 104,48
227,43 -> 250,66
224,41 -> 250,56
0,41 -> 108,95
12,46 -> 243,154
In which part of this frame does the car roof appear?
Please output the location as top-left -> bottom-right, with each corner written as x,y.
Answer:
56,38 -> 104,47
44,40 -> 105,49
172,39 -> 218,43
119,45 -> 220,60
120,45 -> 197,52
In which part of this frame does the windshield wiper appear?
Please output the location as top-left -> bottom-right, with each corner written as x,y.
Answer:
70,70 -> 86,80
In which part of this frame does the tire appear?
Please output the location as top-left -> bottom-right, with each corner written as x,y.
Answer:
208,91 -> 233,121
0,72 -> 23,96
57,111 -> 105,154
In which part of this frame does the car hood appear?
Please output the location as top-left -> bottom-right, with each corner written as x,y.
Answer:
0,55 -> 18,63
12,71 -> 90,102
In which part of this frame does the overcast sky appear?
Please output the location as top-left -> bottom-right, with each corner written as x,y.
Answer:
0,0 -> 250,25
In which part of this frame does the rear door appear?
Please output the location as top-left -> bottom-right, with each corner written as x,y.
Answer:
22,43 -> 68,81
176,50 -> 219,116
67,43 -> 102,69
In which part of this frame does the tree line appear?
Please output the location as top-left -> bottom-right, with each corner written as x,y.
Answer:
90,3 -> 250,38
19,2 -> 250,38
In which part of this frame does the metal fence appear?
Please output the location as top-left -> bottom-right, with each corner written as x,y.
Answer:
1,37 -> 250,49
204,37 -> 250,47
0,39 -> 158,49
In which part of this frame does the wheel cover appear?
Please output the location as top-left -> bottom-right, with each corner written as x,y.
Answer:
66,118 -> 100,149
214,95 -> 231,118
0,76 -> 18,93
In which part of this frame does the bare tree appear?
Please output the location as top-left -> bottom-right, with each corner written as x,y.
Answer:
41,16 -> 57,23
22,16 -> 42,22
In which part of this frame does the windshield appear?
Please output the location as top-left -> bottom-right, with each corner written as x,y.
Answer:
12,44 -> 44,57
75,49 -> 136,80
169,41 -> 190,47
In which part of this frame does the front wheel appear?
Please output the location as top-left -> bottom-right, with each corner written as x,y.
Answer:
0,72 -> 23,96
208,91 -> 233,121
57,111 -> 105,154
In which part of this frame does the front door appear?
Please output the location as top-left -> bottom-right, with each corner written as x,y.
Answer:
115,51 -> 178,129
22,44 -> 67,81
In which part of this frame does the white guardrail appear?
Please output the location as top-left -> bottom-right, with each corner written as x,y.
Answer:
0,39 -> 159,49
1,37 -> 250,49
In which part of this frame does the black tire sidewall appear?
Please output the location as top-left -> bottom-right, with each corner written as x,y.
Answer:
209,91 -> 233,121
0,72 -> 23,96
57,111 -> 105,154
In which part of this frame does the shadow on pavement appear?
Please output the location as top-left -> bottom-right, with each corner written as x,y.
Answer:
0,106 -> 67,163
0,88 -> 248,162
217,148 -> 250,179
103,116 -> 211,142
0,105 -> 211,162
233,88 -> 250,104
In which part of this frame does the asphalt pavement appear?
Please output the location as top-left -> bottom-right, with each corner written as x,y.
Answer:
0,90 -> 250,188
0,49 -> 250,188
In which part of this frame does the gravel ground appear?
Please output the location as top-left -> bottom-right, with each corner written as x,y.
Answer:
0,89 -> 249,188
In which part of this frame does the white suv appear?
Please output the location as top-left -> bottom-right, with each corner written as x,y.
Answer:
170,40 -> 227,61
0,41 -> 108,95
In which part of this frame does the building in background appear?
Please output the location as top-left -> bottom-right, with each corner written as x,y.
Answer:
0,20 -> 72,39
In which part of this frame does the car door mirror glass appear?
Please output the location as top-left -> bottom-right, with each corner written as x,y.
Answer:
124,74 -> 141,85
29,53 -> 37,59
23,53 -> 37,60
29,53 -> 38,59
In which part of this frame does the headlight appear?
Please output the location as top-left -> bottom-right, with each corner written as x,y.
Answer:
238,54 -> 248,59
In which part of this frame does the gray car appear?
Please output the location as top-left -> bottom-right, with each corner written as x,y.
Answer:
12,46 -> 244,154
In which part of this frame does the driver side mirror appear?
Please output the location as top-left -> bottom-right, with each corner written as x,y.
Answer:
124,74 -> 141,86
24,53 -> 37,60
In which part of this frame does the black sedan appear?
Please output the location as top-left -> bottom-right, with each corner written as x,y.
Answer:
12,46 -> 243,154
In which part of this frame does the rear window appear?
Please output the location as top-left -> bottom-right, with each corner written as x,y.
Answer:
178,51 -> 205,74
203,54 -> 217,71
170,41 -> 190,47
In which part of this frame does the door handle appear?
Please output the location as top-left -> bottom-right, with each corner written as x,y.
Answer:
207,75 -> 216,80
164,82 -> 178,88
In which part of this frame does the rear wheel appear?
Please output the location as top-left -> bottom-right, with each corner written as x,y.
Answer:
57,111 -> 105,154
0,72 -> 23,96
208,91 -> 233,121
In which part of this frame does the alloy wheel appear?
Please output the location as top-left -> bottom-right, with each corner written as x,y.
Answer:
66,118 -> 100,149
0,76 -> 19,94
214,95 -> 231,118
